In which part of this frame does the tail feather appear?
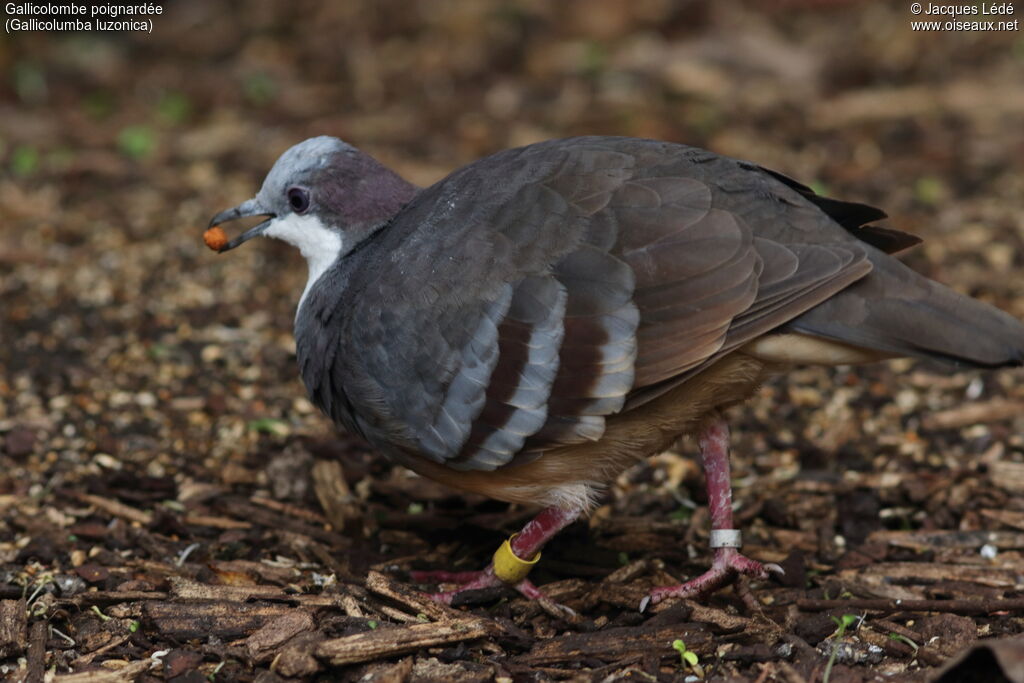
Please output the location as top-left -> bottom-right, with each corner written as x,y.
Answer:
787,245 -> 1024,368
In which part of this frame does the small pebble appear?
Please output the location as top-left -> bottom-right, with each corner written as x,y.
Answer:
3,426 -> 35,457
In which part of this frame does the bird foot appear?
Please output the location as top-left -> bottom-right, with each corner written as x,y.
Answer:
640,548 -> 784,611
411,566 -> 579,620
410,565 -> 545,604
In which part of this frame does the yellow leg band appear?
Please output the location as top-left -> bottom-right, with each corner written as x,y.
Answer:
492,534 -> 540,584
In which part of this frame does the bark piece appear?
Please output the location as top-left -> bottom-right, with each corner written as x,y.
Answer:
142,600 -> 297,640
0,599 -> 27,658
315,619 -> 494,666
516,622 -> 712,666
312,459 -> 363,533
246,610 -> 316,663
935,635 -> 1024,683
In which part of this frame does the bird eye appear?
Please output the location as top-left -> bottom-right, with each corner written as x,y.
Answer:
287,187 -> 310,214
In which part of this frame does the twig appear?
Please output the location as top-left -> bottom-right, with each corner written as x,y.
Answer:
69,591 -> 168,606
250,495 -> 328,525
75,493 -> 151,525
797,598 -> 1024,615
71,634 -> 130,666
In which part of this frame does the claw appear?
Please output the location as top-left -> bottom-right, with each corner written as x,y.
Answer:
644,547 -> 779,607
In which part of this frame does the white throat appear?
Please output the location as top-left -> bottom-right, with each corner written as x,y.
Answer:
264,213 -> 344,312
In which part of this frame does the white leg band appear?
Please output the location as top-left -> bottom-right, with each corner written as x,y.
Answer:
709,529 -> 742,549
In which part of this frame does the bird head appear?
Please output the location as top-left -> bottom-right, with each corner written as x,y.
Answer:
208,136 -> 416,261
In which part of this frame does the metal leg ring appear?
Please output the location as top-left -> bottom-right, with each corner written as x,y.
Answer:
709,529 -> 742,549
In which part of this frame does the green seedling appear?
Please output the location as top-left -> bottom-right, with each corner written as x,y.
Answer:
117,125 -> 156,160
208,661 -> 225,681
914,176 -> 944,206
669,506 -> 692,521
157,91 -> 191,125
672,639 -> 704,678
244,73 -> 277,105
888,632 -> 919,655
11,145 -> 38,176
247,418 -> 289,436
823,613 -> 860,683
91,605 -> 111,622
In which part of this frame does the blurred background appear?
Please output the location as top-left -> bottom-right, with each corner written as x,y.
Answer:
1,1 -> 1023,676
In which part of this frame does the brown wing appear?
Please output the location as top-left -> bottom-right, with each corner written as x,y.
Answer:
325,138 -> 873,470
529,152 -> 870,442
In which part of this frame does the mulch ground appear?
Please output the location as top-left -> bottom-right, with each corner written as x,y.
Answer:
2,1 -> 1024,681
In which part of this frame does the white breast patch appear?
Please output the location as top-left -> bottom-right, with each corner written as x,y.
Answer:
263,213 -> 344,312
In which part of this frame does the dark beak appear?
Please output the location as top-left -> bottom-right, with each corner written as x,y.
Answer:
207,198 -> 275,252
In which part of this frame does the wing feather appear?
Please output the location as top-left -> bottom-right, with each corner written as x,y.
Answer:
307,137 -> 880,469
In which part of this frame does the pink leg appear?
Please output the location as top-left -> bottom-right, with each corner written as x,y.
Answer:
411,506 -> 580,604
642,414 -> 783,610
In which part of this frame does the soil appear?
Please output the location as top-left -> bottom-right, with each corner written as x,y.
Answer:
2,1 -> 1024,681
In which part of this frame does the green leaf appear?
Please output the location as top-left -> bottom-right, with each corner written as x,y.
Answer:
244,73 -> 277,105
157,91 -> 191,124
669,507 -> 692,521
367,620 -> 378,630
118,125 -> 156,160
11,146 -> 39,177
13,61 -> 46,103
914,176 -> 944,206
247,418 -> 289,436
683,650 -> 699,666
85,91 -> 115,120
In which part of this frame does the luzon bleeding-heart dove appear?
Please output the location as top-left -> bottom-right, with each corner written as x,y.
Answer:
208,136 -> 1024,608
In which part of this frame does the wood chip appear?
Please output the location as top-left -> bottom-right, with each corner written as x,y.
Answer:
0,599 -> 27,659
53,659 -> 153,682
365,570 -> 465,622
182,513 -> 252,530
250,495 -> 329,525
315,619 -> 493,665
246,610 -> 316,662
312,459 -> 363,532
987,461 -> 1024,494
798,598 -> 1024,615
74,493 -> 151,525
921,398 -> 1024,430
981,509 -> 1024,531
143,600 -> 297,640
516,622 -> 712,666
839,562 -> 1024,589
169,576 -> 289,602
25,620 -> 45,683
868,530 -> 1024,551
